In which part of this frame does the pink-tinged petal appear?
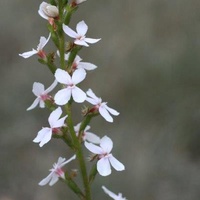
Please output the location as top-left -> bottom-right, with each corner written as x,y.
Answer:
63,24 -> 78,38
84,141 -> 103,154
86,89 -> 99,101
100,136 -> 113,153
55,69 -> 71,84
32,82 -> 45,96
54,88 -> 72,105
37,33 -> 51,50
72,68 -> 86,84
84,38 -> 101,44
74,39 -> 89,47
19,49 -> 38,58
72,87 -> 86,103
99,106 -> 113,122
27,98 -> 40,111
60,154 -> 76,168
53,115 -> 67,128
49,174 -> 59,186
39,99 -> 45,108
85,132 -> 100,144
39,171 -> 54,186
97,157 -> 111,176
48,107 -> 62,127
45,80 -> 57,94
33,128 -> 52,147
76,20 -> 88,36
78,62 -> 97,70
102,186 -> 119,199
109,155 -> 125,171
86,97 -> 97,105
104,104 -> 120,116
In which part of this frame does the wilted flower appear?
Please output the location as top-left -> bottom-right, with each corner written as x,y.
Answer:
33,107 -> 67,147
54,68 -> 86,105
27,80 -> 57,111
85,136 -> 125,176
86,89 -> 119,122
19,33 -> 51,59
63,20 -> 101,47
39,155 -> 76,186
102,186 -> 127,200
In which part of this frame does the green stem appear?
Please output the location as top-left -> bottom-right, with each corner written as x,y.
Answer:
65,102 -> 92,200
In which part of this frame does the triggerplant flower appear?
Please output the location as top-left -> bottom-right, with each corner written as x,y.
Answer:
33,107 -> 67,147
19,33 -> 51,59
38,2 -> 59,20
27,80 -> 57,111
54,68 -> 86,105
102,186 -> 127,200
86,89 -> 119,122
85,136 -> 125,176
74,123 -> 100,144
39,155 -> 76,186
63,20 -> 101,47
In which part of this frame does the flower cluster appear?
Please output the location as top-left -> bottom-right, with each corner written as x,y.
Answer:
20,1 -> 126,199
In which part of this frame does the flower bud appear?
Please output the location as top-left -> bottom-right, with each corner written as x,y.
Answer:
39,2 -> 59,20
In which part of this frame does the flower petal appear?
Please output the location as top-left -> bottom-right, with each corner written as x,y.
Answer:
84,141 -> 103,154
109,155 -> 125,171
72,86 -> 86,103
72,68 -> 86,84
102,186 -> 119,199
39,171 -> 54,186
100,136 -> 113,153
19,49 -> 38,58
60,154 -> 76,168
53,115 -> 67,128
76,20 -> 88,36
74,39 -> 89,47
33,128 -> 52,147
78,62 -> 97,70
85,132 -> 100,144
37,33 -> 51,50
84,38 -> 101,44
48,107 -> 62,127
86,89 -> 99,101
27,98 -> 40,111
63,24 -> 78,38
54,88 -> 72,105
105,104 -> 120,116
49,174 -> 59,186
32,82 -> 45,96
39,99 -> 45,108
38,2 -> 49,20
55,69 -> 71,84
99,106 -> 113,122
45,79 -> 57,93
97,157 -> 111,176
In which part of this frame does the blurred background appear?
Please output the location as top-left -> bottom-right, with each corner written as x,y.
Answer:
1,0 -> 200,199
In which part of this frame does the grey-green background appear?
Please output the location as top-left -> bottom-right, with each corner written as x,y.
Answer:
1,0 -> 200,199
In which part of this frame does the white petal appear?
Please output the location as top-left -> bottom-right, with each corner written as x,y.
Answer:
38,2 -> 49,20
19,49 -> 38,58
99,106 -> 113,122
78,62 -> 97,70
100,136 -> 113,153
48,107 -> 62,127
72,87 -> 86,103
63,24 -> 78,38
32,82 -> 45,96
64,52 -> 70,60
86,89 -> 99,100
27,98 -> 40,111
102,186 -> 119,199
105,104 -> 120,116
55,69 -> 71,84
85,132 -> 100,144
53,115 -> 67,128
72,68 -> 86,84
74,39 -> 89,47
86,97 -> 97,105
33,128 -> 52,147
39,99 -> 45,108
97,157 -> 111,176
60,154 -> 76,168
49,174 -> 59,186
54,88 -> 72,105
84,38 -> 101,44
109,155 -> 125,171
39,172 -> 54,186
37,33 -> 51,50
45,80 -> 57,93
84,141 -> 103,154
76,20 -> 88,36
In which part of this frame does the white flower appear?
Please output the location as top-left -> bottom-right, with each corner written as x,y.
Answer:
62,20 -> 101,47
102,186 -> 127,200
74,123 -> 100,144
27,80 -> 57,111
38,2 -> 59,20
85,136 -> 125,176
86,89 -> 119,122
54,68 -> 86,105
19,33 -> 51,59
33,107 -> 67,147
39,155 -> 76,186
